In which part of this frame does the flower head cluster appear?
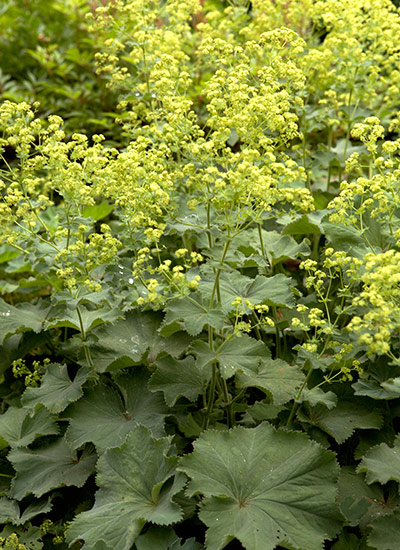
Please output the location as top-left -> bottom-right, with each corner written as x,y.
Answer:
347,251 -> 400,355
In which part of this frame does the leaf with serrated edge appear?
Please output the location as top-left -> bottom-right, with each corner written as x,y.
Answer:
178,423 -> 341,550
299,401 -> 382,443
0,405 -> 58,447
66,426 -> 184,550
88,310 -> 160,372
235,357 -> 304,405
0,497 -> 53,526
135,527 -> 178,550
0,497 -> 19,523
162,295 -> 225,336
337,466 -> 383,527
45,305 -> 121,332
368,514 -> 400,550
9,438 -> 97,499
356,434 -> 400,484
22,364 -> 89,413
149,356 -> 208,406
192,334 -> 271,379
299,387 -> 338,409
0,298 -> 50,344
64,368 -> 167,452
199,272 -> 294,314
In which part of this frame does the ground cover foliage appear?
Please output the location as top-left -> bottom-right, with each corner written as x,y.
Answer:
1,0 -> 400,548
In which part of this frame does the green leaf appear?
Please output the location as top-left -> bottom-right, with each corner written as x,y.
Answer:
281,214 -> 321,235
0,497 -> 52,526
9,438 -> 97,499
352,363 -> 400,400
332,531 -> 365,550
299,401 -> 383,443
240,401 -> 284,425
0,405 -> 58,448
255,229 -> 310,265
191,334 -> 271,379
82,201 -> 114,221
0,497 -> 19,524
88,311 -> 161,372
135,527 -> 178,550
352,379 -> 400,400
45,304 -> 121,332
162,295 -> 225,336
322,217 -> 386,258
135,527 -> 202,550
298,387 -> 338,409
199,272 -> 295,314
368,514 -> 400,550
337,466 -> 383,527
357,434 -> 400,484
381,376 -> 400,395
149,356 -> 208,406
22,364 -> 90,413
66,426 -> 184,550
178,423 -> 341,550
235,357 -> 305,405
0,245 -> 20,264
0,298 -> 50,344
64,369 -> 167,452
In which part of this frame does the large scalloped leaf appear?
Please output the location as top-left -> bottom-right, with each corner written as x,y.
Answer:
178,423 -> 341,550
87,310 -> 160,372
9,438 -> 97,499
356,434 -> 400,484
199,272 -> 295,314
44,304 -> 121,332
22,364 -> 90,413
235,357 -> 304,405
368,514 -> 400,550
135,527 -> 203,550
337,466 -> 385,527
149,356 -> 209,406
0,298 -> 50,344
258,230 -> 310,265
298,401 -> 383,443
0,497 -> 52,526
161,295 -> 225,336
64,368 -> 167,452
66,426 -> 184,550
0,405 -> 58,448
191,335 -> 271,379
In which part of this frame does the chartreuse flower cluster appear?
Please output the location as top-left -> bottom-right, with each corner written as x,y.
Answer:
346,250 -> 400,357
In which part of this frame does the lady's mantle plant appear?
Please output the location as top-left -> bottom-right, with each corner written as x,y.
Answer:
1,0 -> 400,549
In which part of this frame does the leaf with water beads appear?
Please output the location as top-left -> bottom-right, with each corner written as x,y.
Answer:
64,368 -> 167,452
0,297 -> 50,345
178,423 -> 342,550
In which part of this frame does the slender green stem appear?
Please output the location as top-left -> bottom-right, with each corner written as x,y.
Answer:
76,306 -> 96,371
287,365 -> 313,426
204,364 -> 217,429
271,306 -> 282,358
209,237 -> 231,308
221,377 -> 233,428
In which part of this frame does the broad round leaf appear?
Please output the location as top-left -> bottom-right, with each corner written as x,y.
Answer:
66,426 -> 184,550
178,423 -> 341,550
